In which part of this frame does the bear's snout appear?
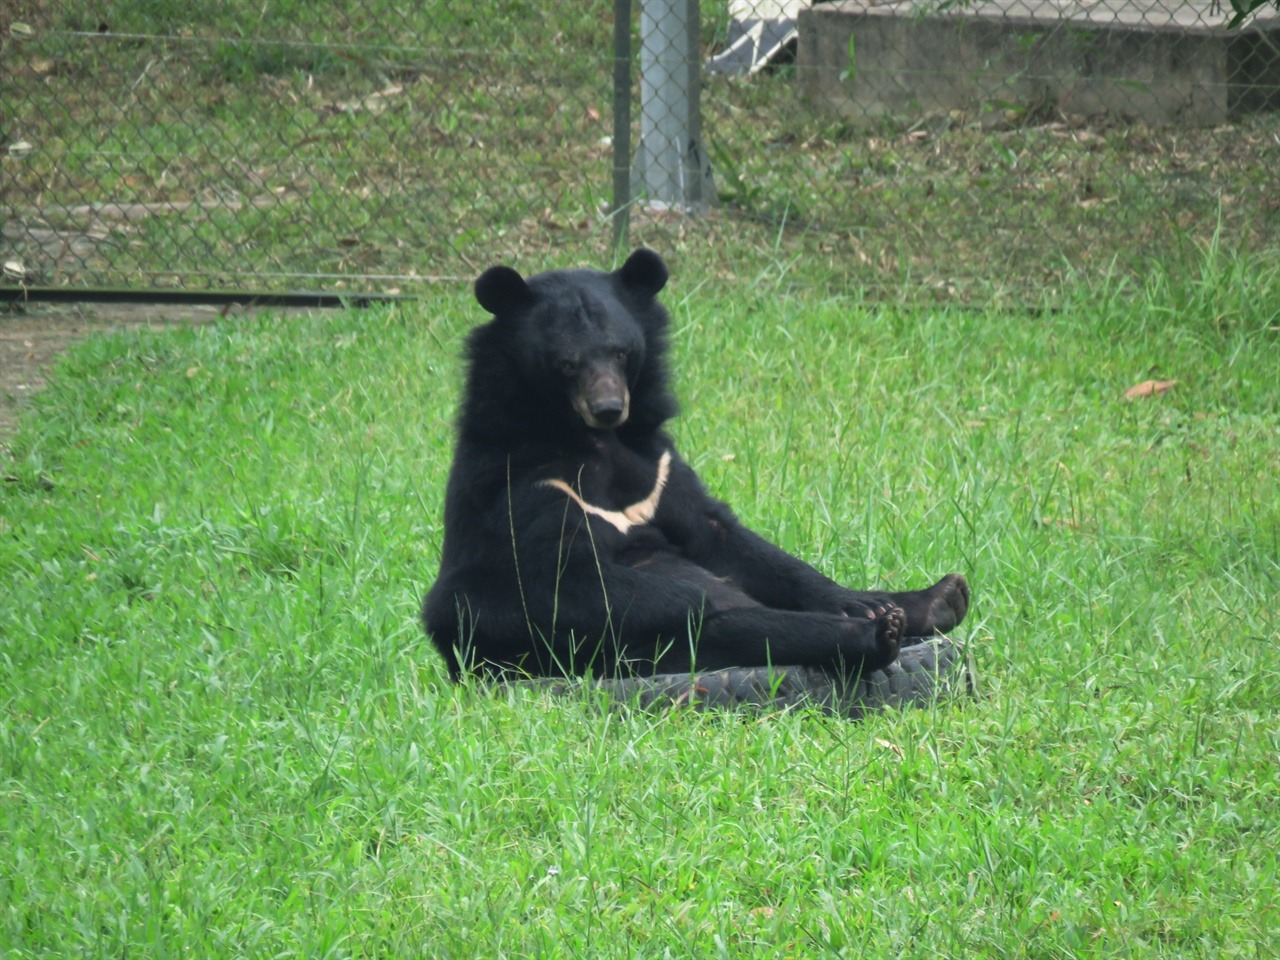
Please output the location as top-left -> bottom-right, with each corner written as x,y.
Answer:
588,395 -> 626,427
574,364 -> 630,430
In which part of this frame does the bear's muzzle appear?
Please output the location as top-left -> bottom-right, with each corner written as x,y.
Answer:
574,364 -> 630,429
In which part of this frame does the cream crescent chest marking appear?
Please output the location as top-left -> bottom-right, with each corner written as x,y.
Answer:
541,450 -> 672,535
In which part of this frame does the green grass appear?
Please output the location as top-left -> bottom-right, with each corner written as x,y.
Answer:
2,250 -> 1279,957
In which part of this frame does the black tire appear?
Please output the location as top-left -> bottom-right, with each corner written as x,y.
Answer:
505,636 -> 974,720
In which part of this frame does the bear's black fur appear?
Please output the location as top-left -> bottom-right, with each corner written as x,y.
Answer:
423,249 -> 970,681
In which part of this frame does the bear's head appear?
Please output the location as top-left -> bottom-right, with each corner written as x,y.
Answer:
465,249 -> 674,437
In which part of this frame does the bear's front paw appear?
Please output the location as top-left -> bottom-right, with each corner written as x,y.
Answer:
842,597 -> 890,621
876,604 -> 905,667
845,602 -> 903,672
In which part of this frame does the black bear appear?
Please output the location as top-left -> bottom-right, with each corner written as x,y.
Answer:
423,249 -> 969,681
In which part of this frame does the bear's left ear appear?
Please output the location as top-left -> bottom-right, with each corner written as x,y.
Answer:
475,265 -> 533,316
616,248 -> 668,299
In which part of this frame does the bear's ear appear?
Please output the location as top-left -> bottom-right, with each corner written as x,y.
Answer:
475,265 -> 533,316
616,248 -> 668,299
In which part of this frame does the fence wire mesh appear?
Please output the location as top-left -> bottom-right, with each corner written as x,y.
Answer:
1,1 -> 619,294
2,0 -> 1278,303
696,0 -> 1280,298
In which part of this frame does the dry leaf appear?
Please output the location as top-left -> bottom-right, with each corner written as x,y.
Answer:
1124,379 -> 1178,399
875,738 -> 903,757
331,83 -> 403,115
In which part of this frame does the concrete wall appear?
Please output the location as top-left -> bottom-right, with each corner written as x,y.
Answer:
797,1 -> 1280,126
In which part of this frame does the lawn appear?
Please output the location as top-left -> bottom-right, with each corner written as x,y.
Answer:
1,249 -> 1278,957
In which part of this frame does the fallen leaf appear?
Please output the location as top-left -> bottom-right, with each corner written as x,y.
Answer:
330,83 -> 403,115
1123,379 -> 1178,399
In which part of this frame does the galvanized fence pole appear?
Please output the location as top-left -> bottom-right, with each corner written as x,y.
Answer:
636,0 -> 714,212
612,0 -> 634,254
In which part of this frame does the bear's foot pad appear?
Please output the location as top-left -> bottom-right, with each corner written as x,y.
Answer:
505,636 -> 974,721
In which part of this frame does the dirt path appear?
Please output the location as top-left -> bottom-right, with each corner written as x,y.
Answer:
0,303 -> 230,453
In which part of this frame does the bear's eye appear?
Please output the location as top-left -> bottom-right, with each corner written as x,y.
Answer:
559,359 -> 580,377
614,349 -> 627,364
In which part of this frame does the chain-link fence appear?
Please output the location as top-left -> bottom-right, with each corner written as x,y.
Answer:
1,2 -> 620,295
2,0 -> 1278,302
697,0 -> 1280,297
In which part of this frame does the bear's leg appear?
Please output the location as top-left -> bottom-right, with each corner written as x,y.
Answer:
841,573 -> 969,636
669,603 -> 905,675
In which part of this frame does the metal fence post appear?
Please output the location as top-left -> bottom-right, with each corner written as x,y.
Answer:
635,0 -> 714,213
612,0 -> 634,254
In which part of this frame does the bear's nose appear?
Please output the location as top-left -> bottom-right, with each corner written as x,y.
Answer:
590,398 -> 625,427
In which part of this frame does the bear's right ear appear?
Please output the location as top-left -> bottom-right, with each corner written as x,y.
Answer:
475,265 -> 533,316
